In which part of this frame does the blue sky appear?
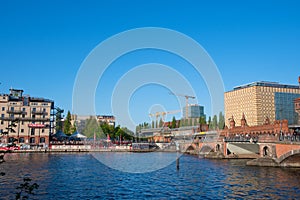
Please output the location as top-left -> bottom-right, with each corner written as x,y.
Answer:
0,0 -> 300,130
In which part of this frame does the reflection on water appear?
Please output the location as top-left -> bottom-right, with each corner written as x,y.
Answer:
0,153 -> 300,199
91,152 -> 179,173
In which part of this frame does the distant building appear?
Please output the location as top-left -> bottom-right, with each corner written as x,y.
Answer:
0,89 -> 54,146
225,79 -> 300,127
97,115 -> 115,126
71,115 -> 93,132
182,104 -> 205,119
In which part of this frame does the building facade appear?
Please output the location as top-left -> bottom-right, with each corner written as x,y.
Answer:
97,115 -> 115,126
182,104 -> 205,119
225,80 -> 300,127
295,97 -> 300,125
0,89 -> 54,146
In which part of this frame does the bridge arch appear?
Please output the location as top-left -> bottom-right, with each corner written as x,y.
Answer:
276,149 -> 300,163
216,144 -> 221,152
186,145 -> 196,151
263,146 -> 269,157
199,145 -> 214,154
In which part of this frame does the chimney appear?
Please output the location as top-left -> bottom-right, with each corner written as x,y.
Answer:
298,76 -> 300,89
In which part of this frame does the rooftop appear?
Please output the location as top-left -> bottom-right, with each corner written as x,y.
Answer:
232,81 -> 300,91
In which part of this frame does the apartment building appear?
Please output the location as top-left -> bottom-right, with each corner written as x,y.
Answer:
0,89 -> 54,146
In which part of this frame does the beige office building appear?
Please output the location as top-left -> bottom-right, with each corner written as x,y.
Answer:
225,81 -> 300,127
0,89 -> 54,146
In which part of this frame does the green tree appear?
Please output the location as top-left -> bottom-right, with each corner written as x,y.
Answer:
194,118 -> 198,126
171,116 -> 176,128
199,116 -> 206,125
159,118 -> 164,128
63,111 -> 72,135
70,123 -> 77,134
208,116 -> 212,129
180,119 -> 184,127
101,123 -> 115,139
115,126 -> 134,141
210,115 -> 218,130
218,112 -> 225,130
82,116 -> 105,139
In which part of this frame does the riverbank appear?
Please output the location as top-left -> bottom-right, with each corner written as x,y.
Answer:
0,148 -> 177,153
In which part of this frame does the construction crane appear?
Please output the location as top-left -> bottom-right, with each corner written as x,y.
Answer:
149,110 -> 181,128
169,92 -> 196,119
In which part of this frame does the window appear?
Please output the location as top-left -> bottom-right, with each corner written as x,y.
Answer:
10,107 -> 14,111
19,137 -> 24,143
22,114 -> 25,118
1,114 -> 4,118
1,121 -> 3,125
32,107 -> 36,112
21,129 -> 24,133
40,137 -> 45,143
21,121 -> 24,125
32,115 -> 35,118
30,137 -> 35,144
8,137 -> 15,143
42,129 -> 44,133
22,108 -> 26,112
31,129 -> 35,136
2,107 -> 4,111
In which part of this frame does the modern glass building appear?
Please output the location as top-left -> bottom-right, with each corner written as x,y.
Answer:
275,93 -> 300,124
182,104 -> 205,119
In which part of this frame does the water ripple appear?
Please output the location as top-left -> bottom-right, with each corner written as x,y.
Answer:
1,153 -> 300,199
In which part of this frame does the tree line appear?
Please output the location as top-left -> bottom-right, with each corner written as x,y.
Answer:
136,111 -> 225,131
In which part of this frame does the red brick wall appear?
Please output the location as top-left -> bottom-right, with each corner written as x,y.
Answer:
276,144 -> 300,158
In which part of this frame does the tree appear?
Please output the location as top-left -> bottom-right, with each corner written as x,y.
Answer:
208,116 -> 212,130
63,111 -> 72,135
115,126 -> 134,141
82,116 -> 105,139
171,116 -> 177,128
70,123 -> 77,134
218,112 -> 225,130
193,118 -> 198,126
199,116 -> 206,125
159,118 -> 164,128
211,115 -> 218,130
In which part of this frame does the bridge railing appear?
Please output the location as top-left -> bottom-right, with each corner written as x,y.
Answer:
225,133 -> 300,143
279,133 -> 300,142
224,136 -> 258,143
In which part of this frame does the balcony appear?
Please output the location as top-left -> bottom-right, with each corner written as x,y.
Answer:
31,110 -> 48,115
0,117 -> 50,122
6,110 -> 27,115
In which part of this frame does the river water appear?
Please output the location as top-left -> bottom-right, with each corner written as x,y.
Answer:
1,152 -> 300,199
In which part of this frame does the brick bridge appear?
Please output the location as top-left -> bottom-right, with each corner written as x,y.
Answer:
179,133 -> 300,167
